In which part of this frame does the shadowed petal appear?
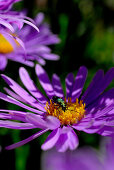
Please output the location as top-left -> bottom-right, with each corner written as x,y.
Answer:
56,127 -> 79,152
65,73 -> 74,99
41,128 -> 60,150
87,88 -> 114,116
52,74 -> 64,98
72,66 -> 88,102
81,69 -> 104,102
35,64 -> 54,98
83,68 -> 114,106
98,126 -> 114,136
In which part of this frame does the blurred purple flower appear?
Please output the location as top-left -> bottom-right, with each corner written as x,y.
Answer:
41,137 -> 114,170
0,0 -> 20,11
0,0 -> 39,33
0,13 -> 60,70
0,65 -> 114,152
0,0 -> 39,68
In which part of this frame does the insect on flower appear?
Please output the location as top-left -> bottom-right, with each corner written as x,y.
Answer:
52,96 -> 67,112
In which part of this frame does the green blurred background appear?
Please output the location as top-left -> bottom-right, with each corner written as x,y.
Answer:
0,0 -> 114,169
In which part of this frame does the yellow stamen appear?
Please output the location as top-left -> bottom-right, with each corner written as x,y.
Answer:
0,34 -> 19,54
45,97 -> 86,126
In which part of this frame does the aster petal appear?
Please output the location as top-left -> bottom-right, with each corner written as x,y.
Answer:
37,35 -> 60,45
0,14 -> 39,32
26,112 -> 47,129
35,64 -> 54,98
8,54 -> 34,67
83,68 -> 114,106
4,87 -> 28,103
73,118 -> 106,134
34,12 -> 44,25
52,74 -> 64,98
56,127 -> 79,152
36,56 -> 46,65
81,69 -> 104,102
101,67 -> 114,91
0,92 -> 43,114
45,116 -> 60,130
87,88 -> 114,116
19,67 -> 47,104
0,18 -> 14,32
82,125 -> 102,134
56,132 -> 68,152
97,126 -> 114,136
0,113 -> 11,119
72,117 -> 93,130
104,117 -> 114,126
41,128 -> 60,150
18,18 -> 39,32
72,66 -> 88,101
0,109 -> 26,116
1,74 -> 45,112
5,129 -> 49,150
0,120 -> 36,129
14,36 -> 26,54
0,110 -> 26,122
0,55 -> 7,71
41,53 -> 60,60
67,129 -> 79,150
94,103 -> 114,119
26,45 -> 51,54
65,73 -> 74,99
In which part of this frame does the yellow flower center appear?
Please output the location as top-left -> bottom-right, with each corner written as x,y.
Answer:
45,97 -> 86,126
0,34 -> 19,54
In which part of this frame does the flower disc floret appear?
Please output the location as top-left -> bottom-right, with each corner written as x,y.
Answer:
45,98 -> 86,126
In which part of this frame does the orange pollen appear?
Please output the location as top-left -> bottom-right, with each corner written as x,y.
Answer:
45,97 -> 86,126
0,34 -> 19,54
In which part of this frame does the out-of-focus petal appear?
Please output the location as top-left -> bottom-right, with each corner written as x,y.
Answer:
0,55 -> 7,71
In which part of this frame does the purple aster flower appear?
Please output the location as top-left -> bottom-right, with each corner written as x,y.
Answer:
0,65 -> 114,152
41,137 -> 114,170
0,13 -> 60,70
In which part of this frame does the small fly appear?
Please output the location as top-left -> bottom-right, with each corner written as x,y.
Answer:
52,96 -> 66,112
